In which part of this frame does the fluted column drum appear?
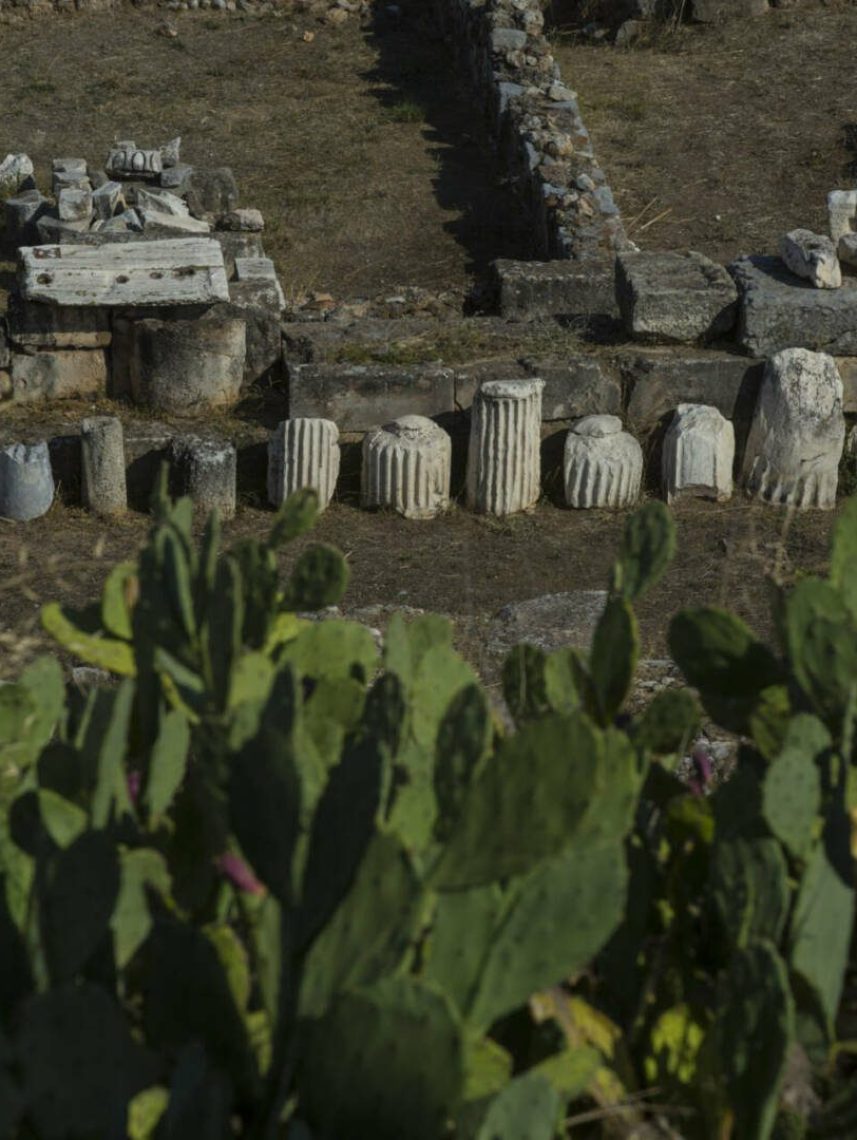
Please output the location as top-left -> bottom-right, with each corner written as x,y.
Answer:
362,415 -> 451,519
663,403 -> 735,505
268,418 -> 340,511
466,378 -> 544,515
563,415 -> 642,509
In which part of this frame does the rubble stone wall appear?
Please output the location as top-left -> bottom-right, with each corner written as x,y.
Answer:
432,0 -> 628,262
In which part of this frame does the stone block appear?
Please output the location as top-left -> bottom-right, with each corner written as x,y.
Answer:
520,355 -> 622,420
53,171 -> 92,196
362,415 -> 452,519
730,255 -> 857,356
213,230 -> 265,276
743,347 -> 844,509
0,319 -> 9,370
19,239 -> 230,308
234,256 -> 285,309
563,415 -> 642,509
0,441 -> 54,521
135,187 -> 189,217
81,416 -> 126,516
622,348 -> 763,431
106,146 -> 162,180
828,189 -> 857,242
185,168 -> 239,218
288,363 -> 455,431
0,154 -> 34,198
92,181 -> 125,222
832,356 -> 857,412
129,314 -> 246,414
7,293 -> 111,349
780,229 -> 841,289
4,190 -> 49,246
219,208 -> 264,232
222,279 -> 283,387
139,210 -> 212,236
837,233 -> 857,269
662,404 -> 735,504
10,349 -> 108,402
494,258 -> 618,321
160,163 -> 194,193
615,250 -> 738,344
170,436 -> 237,519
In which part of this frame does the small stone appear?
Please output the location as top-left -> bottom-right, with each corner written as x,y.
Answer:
0,441 -> 55,521
81,416 -> 127,516
325,5 -> 348,22
57,187 -> 93,224
743,347 -> 844,510
362,415 -> 451,519
467,379 -> 544,516
268,418 -> 340,509
827,189 -> 857,242
0,154 -> 34,197
662,403 -> 735,504
780,228 -> 841,290
91,180 -> 125,221
234,257 -> 285,308
219,208 -> 264,232
160,137 -> 181,169
170,436 -> 237,519
563,415 -> 643,509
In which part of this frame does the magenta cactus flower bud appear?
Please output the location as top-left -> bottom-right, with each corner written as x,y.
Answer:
126,770 -> 142,805
688,745 -> 714,796
216,852 -> 266,896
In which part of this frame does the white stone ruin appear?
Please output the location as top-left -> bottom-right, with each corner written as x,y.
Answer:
362,415 -> 451,519
467,378 -> 544,516
81,417 -> 127,517
0,441 -> 55,522
662,404 -> 735,504
828,189 -> 857,243
743,347 -> 844,510
779,229 -> 841,290
268,418 -> 340,511
563,414 -> 642,509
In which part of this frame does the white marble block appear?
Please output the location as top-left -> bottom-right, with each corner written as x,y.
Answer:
467,379 -> 544,515
563,415 -> 642,509
662,404 -> 735,504
780,229 -> 841,289
268,418 -> 340,511
828,189 -> 857,242
362,415 -> 451,519
743,347 -> 844,510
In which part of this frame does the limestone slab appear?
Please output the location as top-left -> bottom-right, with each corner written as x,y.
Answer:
615,250 -> 738,344
743,347 -> 844,509
268,418 -> 340,510
662,403 -> 735,504
19,239 -> 230,307
288,363 -> 455,431
7,294 -> 111,349
58,188 -> 94,225
362,415 -> 451,519
779,229 -> 841,289
564,414 -> 642,509
10,349 -> 108,402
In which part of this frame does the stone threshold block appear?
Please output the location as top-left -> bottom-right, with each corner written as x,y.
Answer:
662,404 -> 735,504
564,415 -> 642,509
620,347 -> 763,433
730,255 -> 857,356
18,238 -> 230,307
0,441 -> 55,521
287,363 -> 455,432
467,378 -> 544,516
268,419 -> 340,510
615,250 -> 738,344
10,349 -> 108,403
493,258 -> 618,322
743,348 -> 844,510
362,415 -> 452,519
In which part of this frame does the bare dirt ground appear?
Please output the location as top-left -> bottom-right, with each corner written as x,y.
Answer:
0,4 -> 532,301
551,3 -> 857,263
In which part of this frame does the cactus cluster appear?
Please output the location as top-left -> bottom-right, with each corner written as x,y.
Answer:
0,486 -> 854,1139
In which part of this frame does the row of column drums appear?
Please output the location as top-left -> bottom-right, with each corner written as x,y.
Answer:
0,378 -> 733,522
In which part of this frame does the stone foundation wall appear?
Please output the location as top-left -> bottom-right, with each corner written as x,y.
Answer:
432,0 -> 629,262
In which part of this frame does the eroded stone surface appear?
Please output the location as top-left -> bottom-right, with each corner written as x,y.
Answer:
615,250 -> 738,344
170,436 -> 237,519
743,347 -> 844,509
0,154 -> 34,197
467,378 -> 543,515
10,349 -> 107,402
128,313 -> 246,413
268,418 -> 340,511
81,416 -> 127,517
362,414 -> 451,519
780,229 -> 841,290
0,441 -> 55,521
662,403 -> 735,504
563,414 -> 642,509
828,189 -> 857,242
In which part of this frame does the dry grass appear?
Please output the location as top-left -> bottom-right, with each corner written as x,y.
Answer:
551,3 -> 857,262
0,4 -> 531,299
